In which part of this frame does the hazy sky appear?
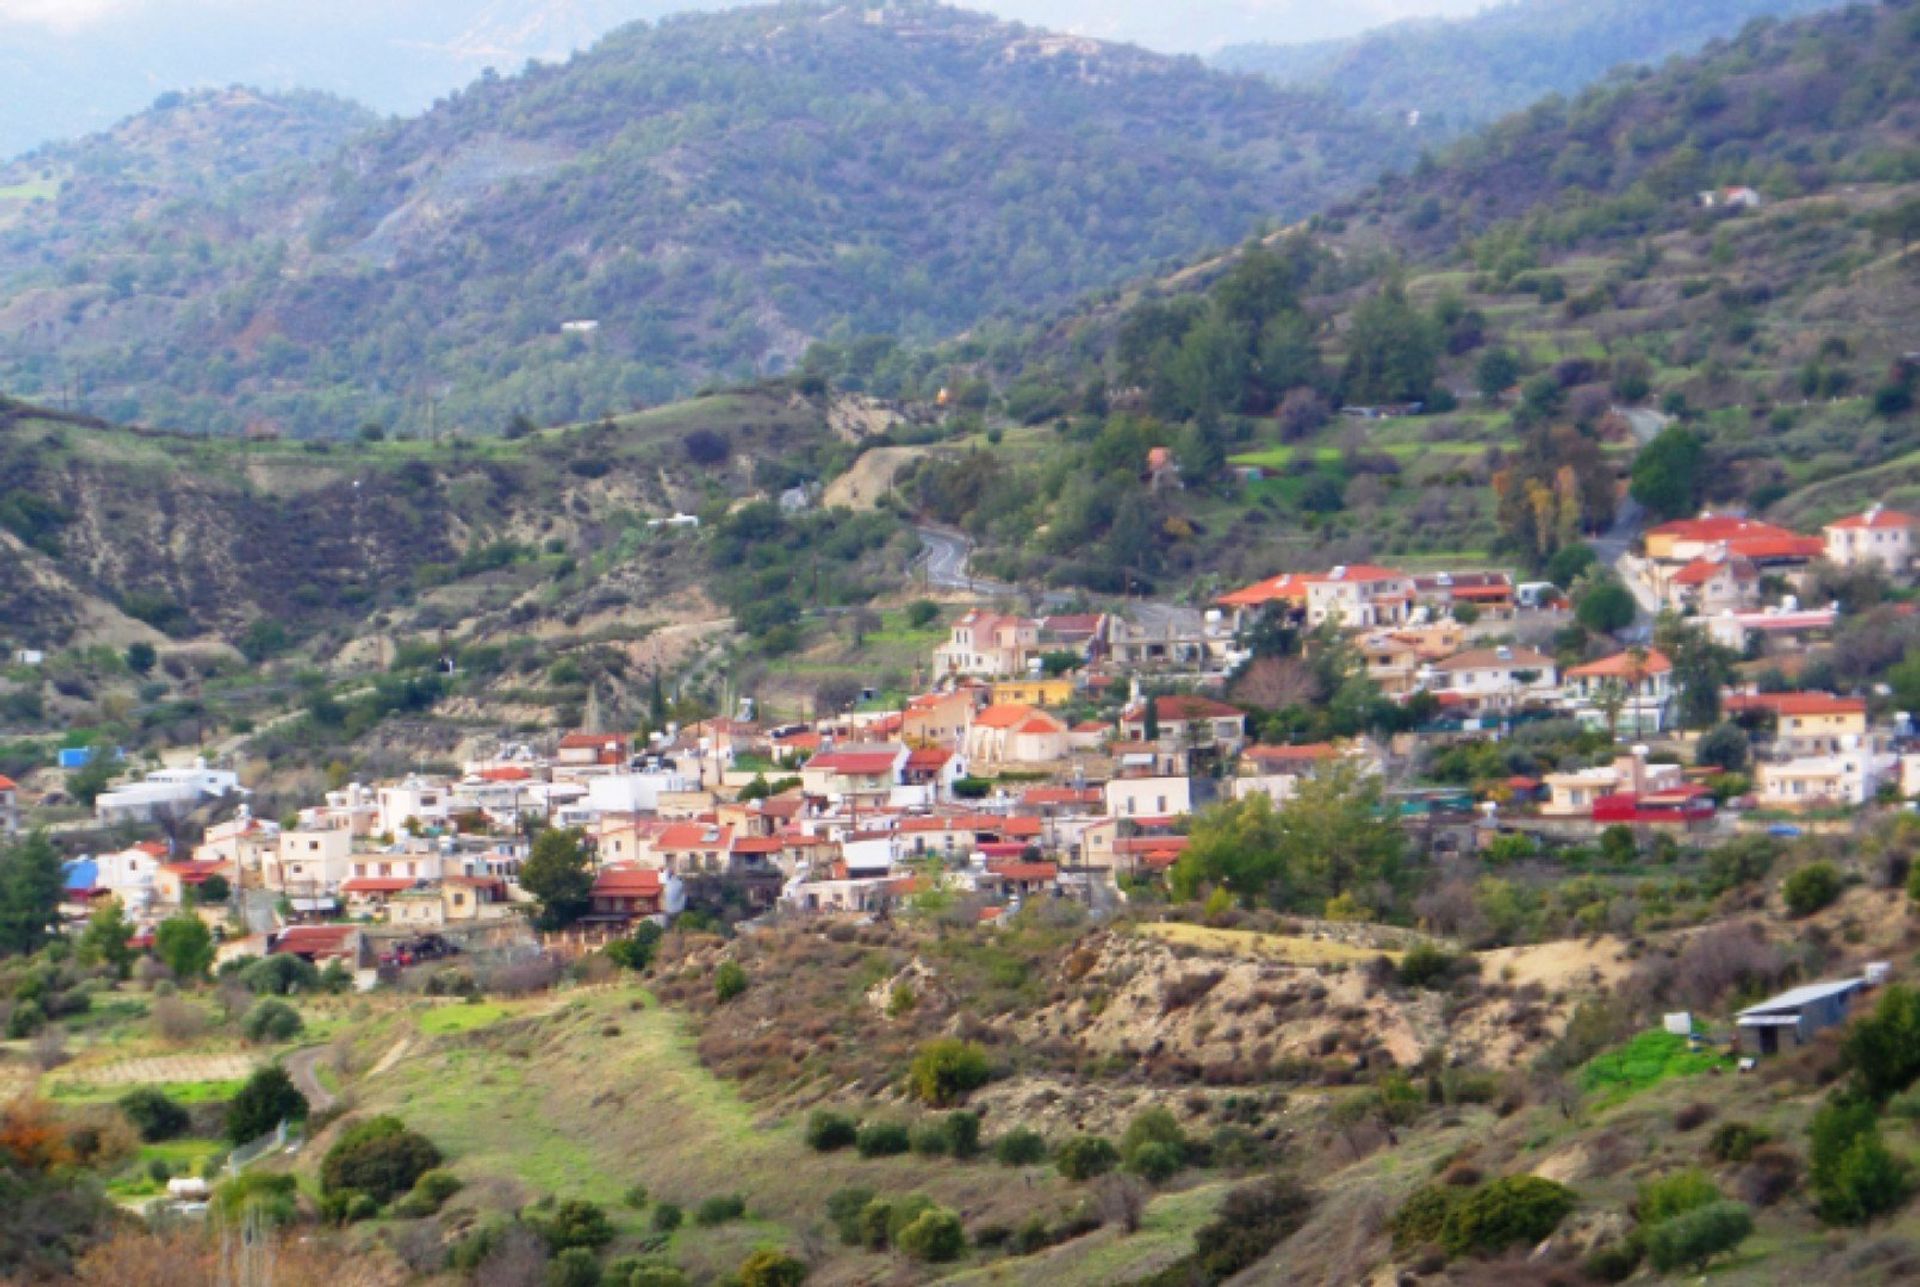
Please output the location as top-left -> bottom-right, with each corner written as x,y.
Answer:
0,0 -> 1499,53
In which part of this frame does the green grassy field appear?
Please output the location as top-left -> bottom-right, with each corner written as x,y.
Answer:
415,1001 -> 514,1035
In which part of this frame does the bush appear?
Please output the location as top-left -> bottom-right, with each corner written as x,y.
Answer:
321,1116 -> 442,1203
855,1120 -> 910,1158
827,1186 -> 876,1244
1582,1239 -> 1644,1283
805,1110 -> 856,1152
241,999 -> 304,1044
1126,1141 -> 1184,1183
650,1202 -> 683,1233
1810,1097 -> 1911,1225
1636,1168 -> 1719,1224
911,1120 -> 952,1156
942,1111 -> 982,1159
1644,1200 -> 1753,1273
994,1127 -> 1048,1166
715,959 -> 748,1002
623,1183 -> 649,1209
1783,862 -> 1843,917
737,1249 -> 809,1287
117,1088 -> 189,1142
393,1168 -> 462,1217
1396,943 -> 1469,991
1441,1175 -> 1576,1257
1191,1176 -> 1314,1280
896,1208 -> 966,1263
539,1198 -> 617,1251
629,1268 -> 690,1287
241,954 -> 319,996
225,1065 -> 309,1143
1055,1135 -> 1119,1181
547,1247 -> 602,1287
1707,1121 -> 1769,1164
1390,1184 -> 1459,1252
695,1193 -> 746,1226
906,1038 -> 992,1106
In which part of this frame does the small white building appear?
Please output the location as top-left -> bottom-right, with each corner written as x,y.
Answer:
1103,775 -> 1192,821
94,761 -> 242,824
1824,506 -> 1916,575
1758,751 -> 1895,810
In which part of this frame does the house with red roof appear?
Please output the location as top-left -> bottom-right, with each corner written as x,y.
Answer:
557,732 -> 631,769
903,690 -> 978,747
1645,514 -> 1804,564
932,610 -> 1041,678
800,744 -> 907,801
1119,695 -> 1248,754
1725,691 -> 1870,756
1562,649 -> 1675,733
269,924 -> 366,966
1825,505 -> 1916,574
652,822 -> 734,876
965,704 -> 1070,769
1219,564 -> 1416,630
1660,553 -> 1760,615
0,772 -> 17,836
584,864 -> 668,926
154,860 -> 231,907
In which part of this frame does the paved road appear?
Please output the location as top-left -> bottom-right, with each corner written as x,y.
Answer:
284,1045 -> 339,1114
913,525 -> 1073,607
1591,406 -> 1671,627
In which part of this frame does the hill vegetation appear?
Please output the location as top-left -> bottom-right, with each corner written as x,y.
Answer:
0,1 -> 1413,440
1215,0 -> 1852,132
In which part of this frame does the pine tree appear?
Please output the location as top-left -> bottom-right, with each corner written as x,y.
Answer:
0,832 -> 65,957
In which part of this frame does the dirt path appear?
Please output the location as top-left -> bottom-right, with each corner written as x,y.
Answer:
283,1046 -> 337,1113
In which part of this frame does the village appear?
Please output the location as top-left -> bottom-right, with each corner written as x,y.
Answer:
32,502 -> 1920,1025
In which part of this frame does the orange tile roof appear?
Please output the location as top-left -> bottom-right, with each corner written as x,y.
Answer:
972,703 -> 1036,730
1724,692 -> 1866,718
1827,508 -> 1916,530
1567,649 -> 1672,679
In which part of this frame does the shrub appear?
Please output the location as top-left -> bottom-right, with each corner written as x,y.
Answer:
715,959 -> 748,1002
1441,1175 -> 1576,1257
1707,1121 -> 1769,1164
855,1120 -> 910,1158
804,1109 -> 856,1152
1636,1168 -> 1719,1224
629,1268 -> 691,1287
906,1038 -> 992,1106
1783,862 -> 1843,918
225,1065 -> 309,1143
241,954 -> 319,996
1810,1097 -> 1911,1225
911,1121 -> 952,1156
1120,1106 -> 1185,1163
547,1247 -> 602,1287
650,1202 -> 683,1233
211,1171 -> 298,1226
1582,1239 -> 1644,1283
1390,1184 -> 1459,1252
321,1116 -> 442,1203
1644,1200 -> 1753,1273
942,1110 -> 982,1159
1842,984 -> 1920,1102
896,1208 -> 966,1263
1055,1135 -> 1119,1181
1127,1141 -> 1183,1184
695,1193 -> 746,1226
538,1198 -> 617,1251
623,1183 -> 649,1209
737,1249 -> 809,1287
1396,943 -> 1469,991
827,1186 -> 876,1244
1191,1176 -> 1314,1280
241,999 -> 304,1044
117,1088 -> 189,1142
394,1168 -> 462,1217
994,1128 -> 1048,1166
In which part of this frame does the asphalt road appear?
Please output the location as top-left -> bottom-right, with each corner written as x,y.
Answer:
284,1045 -> 339,1114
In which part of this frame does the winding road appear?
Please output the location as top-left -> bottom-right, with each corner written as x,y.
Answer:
913,525 -> 1018,597
283,1045 -> 339,1114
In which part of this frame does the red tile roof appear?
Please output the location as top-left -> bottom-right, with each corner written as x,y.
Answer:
1827,508 -> 1916,530
272,925 -> 359,958
1130,695 -> 1244,723
343,877 -> 417,894
986,861 -> 1058,883
1724,692 -> 1867,718
1021,786 -> 1102,807
1567,649 -> 1672,679
1647,515 -> 1800,543
592,866 -> 663,898
904,747 -> 954,770
559,732 -> 629,751
973,703 -> 1037,730
478,766 -> 533,782
0,775 -> 15,791
730,835 -> 785,855
1724,535 -> 1823,560
1672,557 -> 1733,586
806,747 -> 902,775
656,823 -> 732,850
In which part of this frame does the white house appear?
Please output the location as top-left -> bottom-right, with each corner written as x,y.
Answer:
1824,506 -> 1916,575
1758,752 -> 1895,810
1562,650 -> 1674,734
1103,775 -> 1192,821
94,761 -> 242,824
1424,647 -> 1559,713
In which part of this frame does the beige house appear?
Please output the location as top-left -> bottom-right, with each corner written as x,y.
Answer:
1543,754 -> 1683,817
1724,693 -> 1869,757
1305,565 -> 1416,629
964,704 -> 1070,769
903,690 -> 977,747
933,611 -> 1040,678
1825,506 -> 1916,574
1562,649 -> 1674,733
799,745 -> 905,800
265,828 -> 355,897
1662,554 -> 1759,615
1119,695 -> 1248,754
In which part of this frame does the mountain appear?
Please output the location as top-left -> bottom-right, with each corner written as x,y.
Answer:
854,0 -> 1920,594
1215,0 -> 1854,132
0,0 -> 719,160
0,1 -> 1413,440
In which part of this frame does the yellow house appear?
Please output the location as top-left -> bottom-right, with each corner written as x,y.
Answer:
991,676 -> 1075,708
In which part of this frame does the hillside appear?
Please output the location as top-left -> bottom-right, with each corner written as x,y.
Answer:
1214,0 -> 1853,132
865,0 -> 1920,597
0,0 -> 1413,440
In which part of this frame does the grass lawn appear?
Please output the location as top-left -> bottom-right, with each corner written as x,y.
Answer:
47,1076 -> 246,1105
415,1002 -> 514,1036
1135,922 -> 1407,966
1579,1030 -> 1733,1107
